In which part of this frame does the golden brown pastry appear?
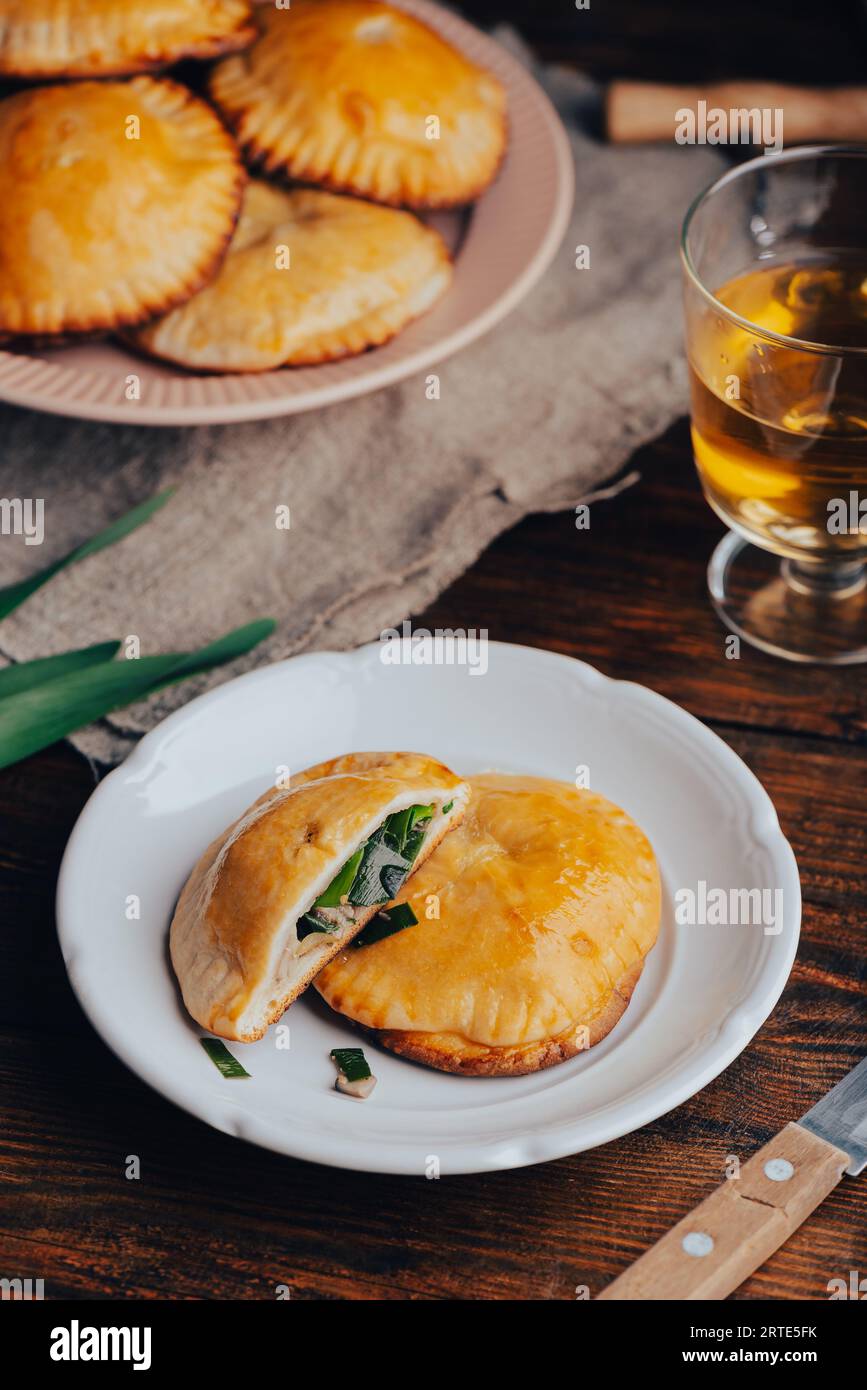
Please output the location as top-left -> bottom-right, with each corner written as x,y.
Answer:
0,78 -> 244,340
209,0 -> 507,208
316,773 -> 662,1075
129,179 -> 452,370
170,752 -> 470,1042
0,0 -> 255,78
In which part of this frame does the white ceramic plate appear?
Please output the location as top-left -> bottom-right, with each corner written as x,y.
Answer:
56,643 -> 800,1175
0,0 -> 573,426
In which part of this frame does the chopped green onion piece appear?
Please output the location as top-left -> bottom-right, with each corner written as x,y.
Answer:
200,1038 -> 250,1079
355,902 -> 419,947
297,910 -> 342,939
382,806 -> 412,852
348,825 -> 412,907
401,829 -> 426,868
314,847 -> 364,907
442,800 -> 454,814
297,803 -> 435,937
330,1047 -> 371,1083
384,803 -> 433,855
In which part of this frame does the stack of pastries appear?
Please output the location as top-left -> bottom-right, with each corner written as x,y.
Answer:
0,0 -> 507,369
172,752 -> 661,1078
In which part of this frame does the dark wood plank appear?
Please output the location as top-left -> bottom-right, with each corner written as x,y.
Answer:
461,0 -> 866,84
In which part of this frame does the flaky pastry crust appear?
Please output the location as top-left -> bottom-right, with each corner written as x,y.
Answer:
210,0 -> 507,209
0,77 -> 245,340
129,181 -> 451,371
0,0 -> 255,78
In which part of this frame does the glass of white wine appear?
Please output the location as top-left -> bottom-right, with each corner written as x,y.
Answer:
682,146 -> 867,663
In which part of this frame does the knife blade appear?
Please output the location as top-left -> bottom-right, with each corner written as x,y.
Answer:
799,1052 -> 867,1176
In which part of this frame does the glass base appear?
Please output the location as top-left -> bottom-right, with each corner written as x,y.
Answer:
708,531 -> 867,664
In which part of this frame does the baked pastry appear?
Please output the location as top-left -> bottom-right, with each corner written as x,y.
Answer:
0,0 -> 255,78
209,0 -> 507,208
0,78 -> 244,340
171,752 -> 470,1042
316,773 -> 661,1075
129,180 -> 452,370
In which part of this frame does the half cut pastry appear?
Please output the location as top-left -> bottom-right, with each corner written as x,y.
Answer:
0,78 -> 244,340
0,0 -> 256,78
316,773 -> 662,1076
171,752 -> 470,1042
209,0 -> 508,208
129,180 -> 452,370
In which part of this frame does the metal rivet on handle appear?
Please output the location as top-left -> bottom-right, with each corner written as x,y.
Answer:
682,1231 -> 714,1257
763,1158 -> 794,1182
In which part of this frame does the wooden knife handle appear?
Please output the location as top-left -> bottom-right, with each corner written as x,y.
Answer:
597,1123 -> 848,1300
606,80 -> 867,144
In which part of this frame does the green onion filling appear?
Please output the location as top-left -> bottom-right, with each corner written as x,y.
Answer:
297,802 -> 434,940
354,902 -> 418,947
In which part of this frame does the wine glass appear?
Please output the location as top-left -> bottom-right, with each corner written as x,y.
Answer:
681,145 -> 867,663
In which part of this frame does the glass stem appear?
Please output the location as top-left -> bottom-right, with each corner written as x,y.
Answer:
781,556 -> 867,599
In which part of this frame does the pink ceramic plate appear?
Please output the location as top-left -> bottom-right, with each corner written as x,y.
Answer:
0,1 -> 573,427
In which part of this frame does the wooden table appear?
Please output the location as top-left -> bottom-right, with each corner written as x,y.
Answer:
2,3 -> 865,1304
2,425 -> 864,1300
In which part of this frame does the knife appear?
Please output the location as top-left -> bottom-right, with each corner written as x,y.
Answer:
598,1055 -> 867,1300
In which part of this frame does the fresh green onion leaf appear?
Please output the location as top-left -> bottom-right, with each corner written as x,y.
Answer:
330,1047 -> 371,1083
0,641 -> 120,699
355,902 -> 419,947
0,488 -> 174,622
0,618 -> 275,772
442,800 -> 454,814
200,1037 -> 250,1078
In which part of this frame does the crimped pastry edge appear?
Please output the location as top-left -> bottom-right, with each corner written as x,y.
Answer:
0,0 -> 256,78
0,76 -> 246,340
366,960 -> 646,1076
208,5 -> 509,210
216,106 -> 509,211
125,230 -> 453,372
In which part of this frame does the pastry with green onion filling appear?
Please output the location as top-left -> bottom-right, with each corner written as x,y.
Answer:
170,751 -> 469,1042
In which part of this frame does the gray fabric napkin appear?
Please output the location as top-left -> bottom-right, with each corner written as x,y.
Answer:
0,32 -> 724,765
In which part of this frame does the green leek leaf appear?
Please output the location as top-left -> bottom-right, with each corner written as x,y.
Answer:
0,641 -> 120,699
0,618 -> 275,771
0,488 -> 174,622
